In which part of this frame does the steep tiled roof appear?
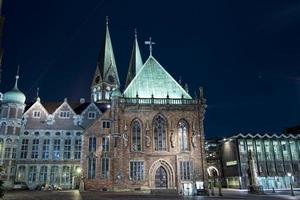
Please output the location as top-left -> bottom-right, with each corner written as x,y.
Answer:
123,56 -> 192,99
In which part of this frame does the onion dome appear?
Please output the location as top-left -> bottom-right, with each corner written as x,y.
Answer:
3,70 -> 26,104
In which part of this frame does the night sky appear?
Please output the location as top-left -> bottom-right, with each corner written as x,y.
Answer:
1,0 -> 300,138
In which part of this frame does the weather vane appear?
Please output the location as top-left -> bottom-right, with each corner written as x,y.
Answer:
145,37 -> 155,56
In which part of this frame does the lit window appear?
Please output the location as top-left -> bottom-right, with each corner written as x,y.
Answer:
178,120 -> 189,151
88,112 -> 96,119
59,111 -> 70,118
130,161 -> 144,181
33,111 -> 41,118
53,139 -> 60,160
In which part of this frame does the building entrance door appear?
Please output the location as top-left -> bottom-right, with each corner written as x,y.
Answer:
155,166 -> 167,188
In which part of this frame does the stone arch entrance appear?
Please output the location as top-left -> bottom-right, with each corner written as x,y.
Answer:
207,166 -> 219,177
207,166 -> 220,187
149,159 -> 175,189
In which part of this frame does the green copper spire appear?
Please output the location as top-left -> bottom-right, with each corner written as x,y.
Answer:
125,29 -> 143,88
96,16 -> 120,86
123,56 -> 192,99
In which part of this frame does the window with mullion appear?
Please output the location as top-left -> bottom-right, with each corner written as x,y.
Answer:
130,161 -> 144,181
154,116 -> 166,151
31,139 -> 39,159
132,121 -> 141,152
178,120 -> 188,151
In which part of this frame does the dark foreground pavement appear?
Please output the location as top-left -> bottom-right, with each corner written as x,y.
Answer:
2,189 -> 300,200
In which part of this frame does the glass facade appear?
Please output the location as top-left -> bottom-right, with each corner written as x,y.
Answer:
235,136 -> 300,189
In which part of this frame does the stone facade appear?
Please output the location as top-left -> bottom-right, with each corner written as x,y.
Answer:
0,18 -> 208,194
82,98 -> 207,194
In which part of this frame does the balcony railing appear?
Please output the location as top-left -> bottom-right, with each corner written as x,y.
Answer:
119,97 -> 199,105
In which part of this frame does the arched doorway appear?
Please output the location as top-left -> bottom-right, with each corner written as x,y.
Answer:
149,159 -> 175,189
207,166 -> 219,187
155,166 -> 167,188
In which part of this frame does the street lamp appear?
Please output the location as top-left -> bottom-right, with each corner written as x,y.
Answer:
287,173 -> 295,196
76,167 -> 82,174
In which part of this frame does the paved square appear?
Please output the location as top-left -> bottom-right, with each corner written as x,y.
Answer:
2,189 -> 300,200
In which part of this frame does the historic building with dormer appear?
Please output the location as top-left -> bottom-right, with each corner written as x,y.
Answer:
0,17 -> 207,194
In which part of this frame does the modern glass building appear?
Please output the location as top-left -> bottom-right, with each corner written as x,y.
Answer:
221,133 -> 300,189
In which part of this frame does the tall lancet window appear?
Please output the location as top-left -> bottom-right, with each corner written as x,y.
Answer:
154,115 -> 167,151
179,120 -> 189,151
131,120 -> 141,151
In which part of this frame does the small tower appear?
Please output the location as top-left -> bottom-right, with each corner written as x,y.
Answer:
0,67 -> 26,187
91,17 -> 120,103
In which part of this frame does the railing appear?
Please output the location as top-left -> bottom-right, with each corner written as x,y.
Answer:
119,97 -> 199,105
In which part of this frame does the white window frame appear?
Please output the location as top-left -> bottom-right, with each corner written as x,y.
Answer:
88,111 -> 96,119
33,110 -> 41,118
59,111 -> 70,118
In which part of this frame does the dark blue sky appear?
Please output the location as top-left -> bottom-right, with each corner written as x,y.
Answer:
2,0 -> 300,138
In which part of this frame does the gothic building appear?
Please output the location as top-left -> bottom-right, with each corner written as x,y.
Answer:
0,19 -> 207,194
82,21 -> 207,194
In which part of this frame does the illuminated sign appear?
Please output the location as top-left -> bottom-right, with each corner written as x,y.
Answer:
226,160 -> 237,166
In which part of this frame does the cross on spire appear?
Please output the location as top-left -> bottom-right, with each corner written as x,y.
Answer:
106,16 -> 109,26
145,37 -> 155,57
14,65 -> 20,89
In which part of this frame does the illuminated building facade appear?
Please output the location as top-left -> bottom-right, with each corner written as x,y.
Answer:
0,18 -> 208,193
221,133 -> 300,189
82,21 -> 207,194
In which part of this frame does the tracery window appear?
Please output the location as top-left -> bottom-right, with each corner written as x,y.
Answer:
178,120 -> 188,151
131,120 -> 141,152
154,115 -> 167,151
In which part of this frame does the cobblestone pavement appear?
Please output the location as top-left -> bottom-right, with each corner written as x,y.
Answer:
2,189 -> 300,200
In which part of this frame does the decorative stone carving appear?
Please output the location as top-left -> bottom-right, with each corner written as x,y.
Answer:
122,132 -> 128,147
170,131 -> 176,148
191,134 -> 197,148
145,120 -> 151,147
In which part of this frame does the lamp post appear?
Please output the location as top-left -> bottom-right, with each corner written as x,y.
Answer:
287,173 -> 295,196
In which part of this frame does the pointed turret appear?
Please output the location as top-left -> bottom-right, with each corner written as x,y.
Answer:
91,17 -> 120,102
125,29 -> 143,88
97,17 -> 119,86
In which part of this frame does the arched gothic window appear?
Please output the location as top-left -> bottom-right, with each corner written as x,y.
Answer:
178,120 -> 188,151
131,120 -> 141,151
154,115 -> 167,151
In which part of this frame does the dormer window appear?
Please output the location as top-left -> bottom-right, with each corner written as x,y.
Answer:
88,112 -> 96,119
102,121 -> 110,129
33,111 -> 41,118
59,111 -> 70,118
